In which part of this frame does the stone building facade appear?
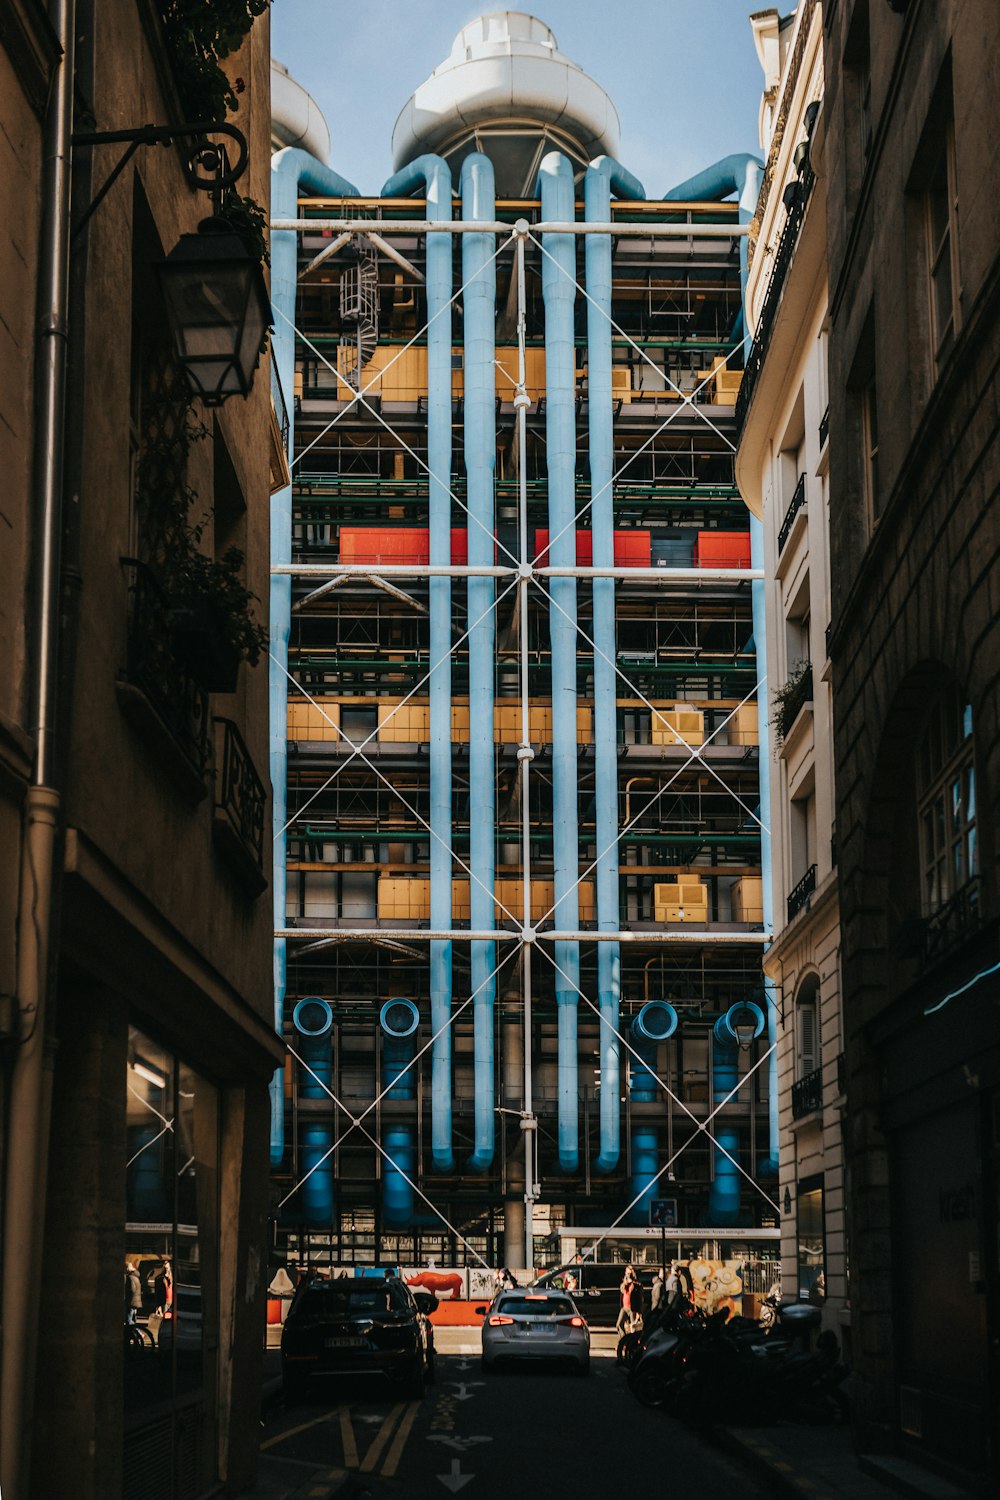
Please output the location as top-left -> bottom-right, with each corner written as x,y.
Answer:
823,0 -> 1000,1486
737,0 -> 848,1345
0,3 -> 281,1497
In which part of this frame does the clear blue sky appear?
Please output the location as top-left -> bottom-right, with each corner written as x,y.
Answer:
271,0 -> 768,196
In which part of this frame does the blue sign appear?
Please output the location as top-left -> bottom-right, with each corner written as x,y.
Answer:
649,1199 -> 678,1228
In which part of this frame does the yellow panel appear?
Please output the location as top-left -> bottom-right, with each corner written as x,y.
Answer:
495,705 -> 521,744
732,876 -> 763,923
452,879 -> 471,921
451,704 -> 471,743
730,702 -> 759,746
495,347 -> 546,402
651,707 -> 705,747
653,878 -> 708,924
288,700 -> 341,742
611,367 -> 632,405
378,701 -> 430,743
377,876 -> 430,920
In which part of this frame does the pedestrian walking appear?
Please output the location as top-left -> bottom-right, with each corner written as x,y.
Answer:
154,1258 -> 173,1318
615,1264 -> 638,1335
650,1267 -> 666,1313
124,1261 -> 142,1325
664,1260 -> 682,1309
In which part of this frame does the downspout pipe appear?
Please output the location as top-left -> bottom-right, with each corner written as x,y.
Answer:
292,997 -> 335,1227
664,153 -> 778,1175
461,154 -> 497,1172
708,1001 -> 765,1225
270,149 -> 359,1169
626,1002 -> 678,1225
536,152 -> 580,1172
584,156 -> 645,1174
1,2 -> 75,1491
381,155 -> 455,1170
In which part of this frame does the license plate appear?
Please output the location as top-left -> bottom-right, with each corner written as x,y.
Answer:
325,1337 -> 366,1348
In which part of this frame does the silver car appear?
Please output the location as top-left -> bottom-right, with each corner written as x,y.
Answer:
479,1290 -> 590,1374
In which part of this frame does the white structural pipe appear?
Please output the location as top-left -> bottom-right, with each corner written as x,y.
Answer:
273,564 -> 763,581
272,219 -> 747,237
277,929 -> 773,945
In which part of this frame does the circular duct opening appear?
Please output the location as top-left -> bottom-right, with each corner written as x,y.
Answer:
380,997 -> 420,1039
721,1001 -> 766,1047
292,996 -> 334,1037
633,1000 -> 679,1042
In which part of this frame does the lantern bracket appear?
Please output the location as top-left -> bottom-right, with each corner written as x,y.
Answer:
70,121 -> 249,240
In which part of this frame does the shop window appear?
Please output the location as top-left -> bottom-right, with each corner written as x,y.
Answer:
916,687 -> 977,917
124,1027 -> 219,1499
796,1175 -> 826,1302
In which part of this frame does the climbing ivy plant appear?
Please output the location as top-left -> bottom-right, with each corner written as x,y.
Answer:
158,1 -> 272,124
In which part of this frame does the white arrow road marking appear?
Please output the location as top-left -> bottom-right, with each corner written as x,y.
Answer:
428,1435 -> 492,1453
437,1458 -> 474,1492
449,1381 -> 485,1401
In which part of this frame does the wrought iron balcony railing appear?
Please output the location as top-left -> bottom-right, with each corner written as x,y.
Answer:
736,166 -> 816,440
213,717 -> 267,895
778,473 -> 807,553
791,1065 -> 823,1119
787,863 -> 817,922
922,879 -> 981,967
118,558 -> 210,789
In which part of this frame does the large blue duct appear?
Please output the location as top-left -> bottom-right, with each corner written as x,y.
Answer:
584,156 -> 645,1174
293,997 -> 336,1227
381,156 -> 456,1171
462,154 -> 497,1173
626,1001 -> 678,1224
270,150 -> 359,1168
708,1001 -> 765,1224
536,153 -> 581,1172
663,154 -> 779,1177
380,998 -> 421,1228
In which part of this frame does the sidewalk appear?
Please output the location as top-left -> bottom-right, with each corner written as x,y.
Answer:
715,1423 -> 974,1500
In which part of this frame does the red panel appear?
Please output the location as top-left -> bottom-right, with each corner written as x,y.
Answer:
533,529 -> 651,567
694,530 -> 752,568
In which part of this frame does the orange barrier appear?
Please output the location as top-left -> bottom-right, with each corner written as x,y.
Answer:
533,529 -> 651,567
427,1299 -> 487,1328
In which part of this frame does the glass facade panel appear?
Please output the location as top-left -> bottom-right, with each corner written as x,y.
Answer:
796,1181 -> 825,1302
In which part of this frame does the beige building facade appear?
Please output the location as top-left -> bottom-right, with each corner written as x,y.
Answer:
737,0 -> 847,1339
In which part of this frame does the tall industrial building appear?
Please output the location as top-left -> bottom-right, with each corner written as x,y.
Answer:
270,13 -> 779,1275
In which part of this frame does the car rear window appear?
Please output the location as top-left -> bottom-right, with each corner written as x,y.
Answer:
294,1283 -> 406,1319
499,1295 -> 575,1318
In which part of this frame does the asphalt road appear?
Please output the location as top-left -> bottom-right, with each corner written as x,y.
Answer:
256,1329 -> 768,1499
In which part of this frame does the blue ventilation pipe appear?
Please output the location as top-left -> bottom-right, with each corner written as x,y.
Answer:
293,997 -> 336,1227
708,1001 -> 765,1224
626,1001 -> 678,1224
270,150 -> 359,1168
380,998 -> 421,1228
381,156 -> 455,1171
536,152 -> 581,1172
585,156 -> 645,1174
664,154 -> 778,1177
462,154 -> 497,1172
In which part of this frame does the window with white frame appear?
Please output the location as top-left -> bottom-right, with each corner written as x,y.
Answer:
916,687 -> 977,916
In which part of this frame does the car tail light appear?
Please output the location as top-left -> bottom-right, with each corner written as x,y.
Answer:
569,1316 -> 585,1327
487,1315 -> 514,1326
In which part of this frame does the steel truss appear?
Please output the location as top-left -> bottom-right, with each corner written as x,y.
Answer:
271,209 -> 773,1267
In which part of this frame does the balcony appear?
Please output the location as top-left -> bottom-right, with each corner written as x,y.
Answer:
117,559 -> 210,798
777,473 -> 807,554
735,165 -> 816,438
212,718 -> 267,895
791,1065 -> 823,1119
787,863 -> 817,922
922,880 -> 981,967
775,664 -> 813,745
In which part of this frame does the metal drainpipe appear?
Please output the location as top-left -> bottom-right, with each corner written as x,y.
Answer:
584,156 -> 645,1175
381,155 -> 455,1170
270,149 -> 359,1169
663,154 -> 778,1174
1,3 -> 75,1491
535,152 -> 580,1173
461,153 -> 497,1172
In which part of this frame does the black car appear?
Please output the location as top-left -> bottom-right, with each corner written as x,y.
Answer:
281,1274 -> 437,1399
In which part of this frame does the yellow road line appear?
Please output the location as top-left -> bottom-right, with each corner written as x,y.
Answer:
260,1407 -> 342,1452
360,1401 -> 406,1472
380,1401 -> 421,1478
339,1405 -> 359,1468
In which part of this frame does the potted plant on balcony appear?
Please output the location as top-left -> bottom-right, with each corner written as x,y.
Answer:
771,659 -> 812,747
136,408 -> 267,693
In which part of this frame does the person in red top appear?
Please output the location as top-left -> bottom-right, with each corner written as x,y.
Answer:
615,1264 -> 638,1335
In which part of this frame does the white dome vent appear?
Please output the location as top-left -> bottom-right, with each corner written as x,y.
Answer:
271,58 -> 331,164
391,11 -> 620,195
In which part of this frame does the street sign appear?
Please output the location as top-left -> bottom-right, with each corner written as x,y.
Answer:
649,1198 -> 677,1228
